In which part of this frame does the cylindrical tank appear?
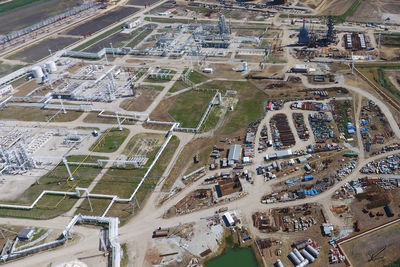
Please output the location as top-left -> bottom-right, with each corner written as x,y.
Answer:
243,61 -> 248,71
31,66 -> 44,79
296,259 -> 309,267
45,61 -> 57,73
301,249 -> 315,263
275,259 -> 284,267
288,251 -> 301,265
306,245 -> 319,258
293,248 -> 305,262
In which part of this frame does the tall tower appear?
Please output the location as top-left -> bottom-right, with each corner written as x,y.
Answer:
298,18 -> 310,45
218,14 -> 229,35
326,18 -> 335,44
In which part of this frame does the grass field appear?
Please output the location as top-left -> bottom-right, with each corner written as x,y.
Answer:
335,0 -> 361,22
0,155 -> 107,219
201,106 -> 222,132
83,112 -> 136,125
169,80 -> 188,93
0,0 -> 49,14
207,81 -> 267,135
85,135 -> 180,219
126,28 -> 154,48
90,128 -> 130,153
0,106 -> 83,122
358,67 -> 400,101
168,90 -> 215,128
0,61 -> 24,78
188,70 -> 208,84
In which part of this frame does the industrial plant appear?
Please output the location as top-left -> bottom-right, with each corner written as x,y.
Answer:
0,0 -> 399,266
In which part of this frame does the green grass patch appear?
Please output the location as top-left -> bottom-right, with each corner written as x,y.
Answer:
0,0 -> 49,14
188,70 -> 208,84
386,259 -> 400,267
121,243 -> 129,266
83,112 -> 136,125
360,68 -> 400,101
334,0 -> 361,23
75,197 -> 112,216
169,80 -> 188,93
91,135 -> 179,202
0,61 -> 24,78
0,155 -> 107,219
200,81 -> 267,134
72,23 -> 124,52
0,106 -> 82,122
202,106 -> 222,132
74,126 -> 100,131
90,128 -> 130,153
126,28 -> 153,48
168,90 -> 214,128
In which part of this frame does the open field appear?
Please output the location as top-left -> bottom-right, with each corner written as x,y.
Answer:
66,6 -> 139,36
0,0 -> 83,35
127,0 -> 160,5
83,112 -> 136,125
205,81 -> 267,135
0,106 -> 83,122
72,23 -> 124,52
0,155 -> 107,219
120,85 -> 162,112
341,222 -> 400,267
168,90 -> 215,128
7,36 -> 79,63
90,128 -> 130,153
358,67 -> 400,102
86,135 -> 179,219
318,0 -> 356,17
161,137 -> 213,191
348,0 -> 400,23
126,27 -> 154,48
0,61 -> 24,78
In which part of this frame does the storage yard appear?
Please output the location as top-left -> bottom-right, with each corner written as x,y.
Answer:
0,0 -> 399,266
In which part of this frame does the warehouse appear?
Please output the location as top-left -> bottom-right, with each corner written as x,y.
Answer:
265,149 -> 293,161
228,144 -> 242,163
291,64 -> 308,73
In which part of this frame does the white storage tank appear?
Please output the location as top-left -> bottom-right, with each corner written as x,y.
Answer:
31,66 -> 44,79
306,245 -> 319,258
288,251 -> 301,265
243,61 -> 248,72
274,259 -> 284,267
45,61 -> 57,73
293,248 -> 305,262
296,259 -> 309,267
301,249 -> 315,263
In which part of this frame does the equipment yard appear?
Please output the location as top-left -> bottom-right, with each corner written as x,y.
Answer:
1,0 -> 400,266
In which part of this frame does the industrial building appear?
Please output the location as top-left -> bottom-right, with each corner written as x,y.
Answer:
17,228 -> 34,240
345,33 -> 367,50
228,144 -> 242,163
265,149 -> 292,161
291,64 -> 308,73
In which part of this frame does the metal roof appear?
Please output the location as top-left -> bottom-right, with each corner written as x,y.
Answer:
228,144 -> 241,162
